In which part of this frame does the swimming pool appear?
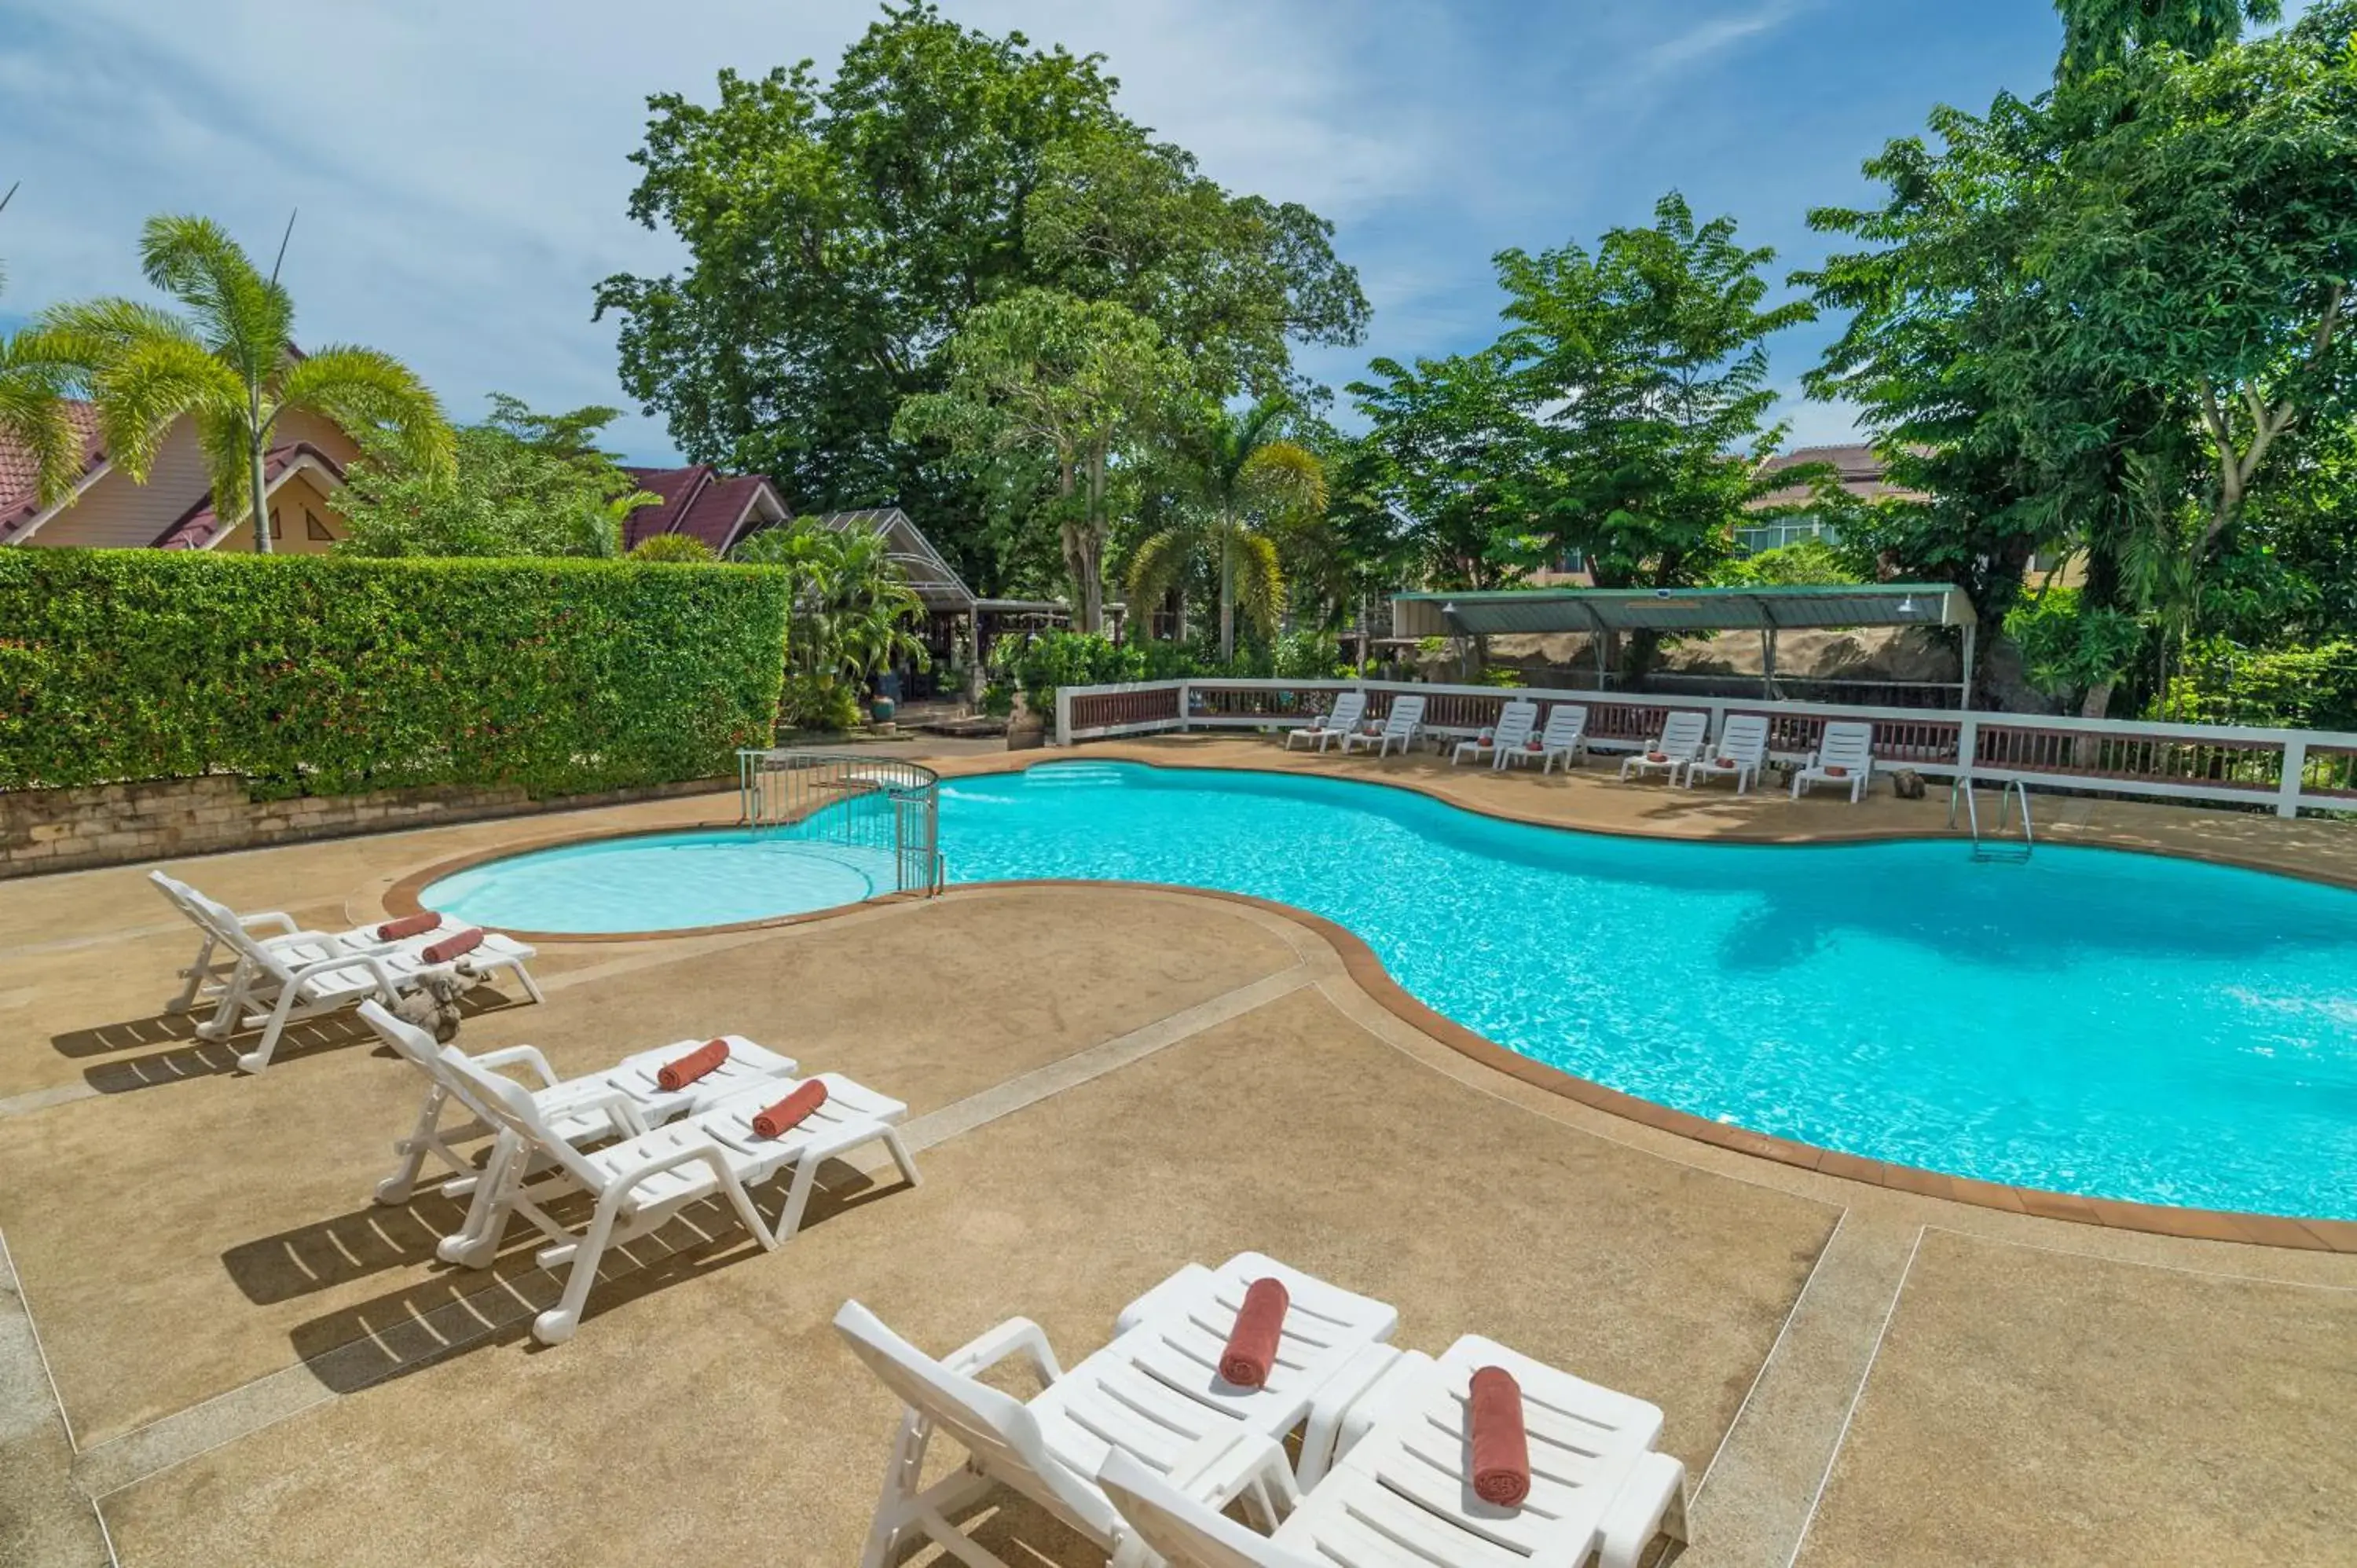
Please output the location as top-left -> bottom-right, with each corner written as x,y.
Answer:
423,761 -> 2357,1219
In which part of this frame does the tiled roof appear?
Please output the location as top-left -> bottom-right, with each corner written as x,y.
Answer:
152,442 -> 350,550
618,463 -> 787,554
1752,444 -> 1927,508
0,402 -> 108,541
673,474 -> 772,554
618,464 -> 715,551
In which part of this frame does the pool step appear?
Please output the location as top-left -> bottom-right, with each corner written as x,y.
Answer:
1022,764 -> 1131,786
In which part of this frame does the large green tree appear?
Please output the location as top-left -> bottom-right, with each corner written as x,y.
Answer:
2036,13 -> 2357,556
1347,349 -> 1544,592
1127,394 -> 1328,663
1501,195 -> 1815,624
1807,3 -> 2357,714
595,2 -> 1365,597
2054,0 -> 2280,79
29,215 -> 449,554
893,287 -> 1184,632
337,395 -> 658,559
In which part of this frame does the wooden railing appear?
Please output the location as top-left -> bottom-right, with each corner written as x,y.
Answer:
1055,677 -> 2357,819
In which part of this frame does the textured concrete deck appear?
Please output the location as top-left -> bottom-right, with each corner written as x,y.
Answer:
2,746 -> 2353,1566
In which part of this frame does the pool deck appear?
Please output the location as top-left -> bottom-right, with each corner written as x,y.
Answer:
2,735 -> 2354,1566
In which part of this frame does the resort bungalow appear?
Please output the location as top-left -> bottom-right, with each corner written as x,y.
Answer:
0,401 -> 361,553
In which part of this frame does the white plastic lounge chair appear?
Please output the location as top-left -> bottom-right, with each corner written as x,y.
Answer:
149,870 -> 471,1016
1099,1333 -> 1689,1568
177,885 -> 539,1074
1791,719 -> 1877,803
1285,691 -> 1368,753
1618,710 -> 1710,784
1516,704 -> 1589,775
361,1005 -> 914,1345
362,1011 -> 801,1207
1340,694 -> 1426,758
1684,713 -> 1772,795
838,1252 -> 1399,1568
1453,700 -> 1538,768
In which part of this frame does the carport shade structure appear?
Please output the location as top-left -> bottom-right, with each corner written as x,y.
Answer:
1390,583 -> 1980,706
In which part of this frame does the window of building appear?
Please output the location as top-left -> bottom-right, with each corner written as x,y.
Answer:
306,508 -> 335,541
1734,515 -> 1840,555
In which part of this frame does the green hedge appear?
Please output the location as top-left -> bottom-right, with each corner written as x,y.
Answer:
0,550 -> 790,797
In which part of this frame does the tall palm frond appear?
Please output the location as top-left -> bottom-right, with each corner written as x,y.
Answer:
0,332 -> 84,511
89,332 -> 243,482
1125,526 -> 1199,617
31,212 -> 451,552
280,346 -> 453,475
1223,526 -> 1285,639
139,214 -> 294,366
1237,440 -> 1328,515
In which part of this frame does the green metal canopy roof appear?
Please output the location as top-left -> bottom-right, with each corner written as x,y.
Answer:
1391,583 -> 1972,639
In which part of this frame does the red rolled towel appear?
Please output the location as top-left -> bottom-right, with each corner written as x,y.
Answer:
752,1079 -> 828,1139
1218,1277 -> 1289,1388
655,1038 -> 730,1091
1647,750 -> 1668,764
376,910 -> 440,940
1825,764 -> 1849,778
1523,738 -> 1542,751
1476,728 -> 1495,746
1469,1365 -> 1530,1508
1715,757 -> 1736,769
420,928 -> 484,965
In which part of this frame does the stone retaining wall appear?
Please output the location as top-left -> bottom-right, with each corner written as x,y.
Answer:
0,773 -> 731,879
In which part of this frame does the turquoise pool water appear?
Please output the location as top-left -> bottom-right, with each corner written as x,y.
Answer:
424,761 -> 2357,1218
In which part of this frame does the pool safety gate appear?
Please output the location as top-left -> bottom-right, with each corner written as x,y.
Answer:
736,750 -> 944,896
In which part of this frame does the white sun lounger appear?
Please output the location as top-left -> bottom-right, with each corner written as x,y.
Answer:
362,1010 -> 801,1207
149,870 -> 471,1017
1791,720 -> 1877,802
1285,691 -> 1368,752
1517,704 -> 1589,775
1684,712 -> 1772,795
1340,694 -> 1426,758
169,882 -> 540,1074
1453,700 -> 1538,768
837,1252 -> 1400,1568
1098,1333 -> 1688,1568
360,1002 -> 914,1345
1618,709 -> 1709,784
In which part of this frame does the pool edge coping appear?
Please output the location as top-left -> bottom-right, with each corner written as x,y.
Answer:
382,751 -> 2357,1255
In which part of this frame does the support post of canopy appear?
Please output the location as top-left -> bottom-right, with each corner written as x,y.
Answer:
1959,617 -> 1978,711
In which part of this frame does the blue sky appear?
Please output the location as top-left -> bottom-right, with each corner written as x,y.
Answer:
0,2 -> 2129,466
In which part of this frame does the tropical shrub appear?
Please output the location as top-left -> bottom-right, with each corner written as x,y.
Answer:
0,551 -> 790,797
1710,537 -> 1862,588
2003,588 -> 2146,712
336,395 -> 657,559
1268,629 -> 1345,680
2160,639 -> 2357,730
630,533 -> 717,562
734,520 -> 929,734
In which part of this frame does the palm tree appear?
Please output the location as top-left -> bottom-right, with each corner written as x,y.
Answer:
735,520 -> 929,728
1127,395 -> 1329,665
0,189 -> 85,515
28,214 -> 449,553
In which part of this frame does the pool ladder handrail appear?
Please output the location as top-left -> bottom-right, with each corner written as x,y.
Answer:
1949,775 -> 2033,862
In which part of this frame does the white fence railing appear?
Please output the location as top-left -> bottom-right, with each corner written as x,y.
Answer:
1052,678 -> 2357,820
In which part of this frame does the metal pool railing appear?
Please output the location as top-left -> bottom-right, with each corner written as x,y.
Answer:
735,750 -> 944,897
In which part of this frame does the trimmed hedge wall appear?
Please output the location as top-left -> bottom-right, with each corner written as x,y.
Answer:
0,550 -> 790,798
